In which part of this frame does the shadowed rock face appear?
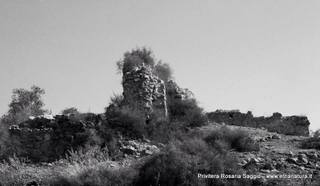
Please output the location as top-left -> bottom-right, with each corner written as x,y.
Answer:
122,64 -> 167,118
207,110 -> 310,136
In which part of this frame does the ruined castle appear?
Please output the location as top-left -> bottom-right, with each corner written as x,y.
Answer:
119,53 -> 310,136
7,49 -> 312,163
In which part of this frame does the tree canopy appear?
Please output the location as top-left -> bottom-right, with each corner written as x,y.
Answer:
1,85 -> 47,125
117,47 -> 173,82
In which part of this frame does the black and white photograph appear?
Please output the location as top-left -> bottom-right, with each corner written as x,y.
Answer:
0,0 -> 320,185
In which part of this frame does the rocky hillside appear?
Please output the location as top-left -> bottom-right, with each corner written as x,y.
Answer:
199,123 -> 319,186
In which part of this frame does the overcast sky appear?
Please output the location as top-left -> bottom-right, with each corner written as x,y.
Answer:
0,0 -> 319,130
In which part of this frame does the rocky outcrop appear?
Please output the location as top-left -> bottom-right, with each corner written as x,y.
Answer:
207,110 -> 310,136
122,64 -> 167,118
120,140 -> 161,158
9,115 -> 92,162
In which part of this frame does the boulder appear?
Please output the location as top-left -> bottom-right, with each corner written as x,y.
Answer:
120,140 -> 160,157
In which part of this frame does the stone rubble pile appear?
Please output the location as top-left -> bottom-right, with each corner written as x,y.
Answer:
119,140 -> 161,158
237,150 -> 320,176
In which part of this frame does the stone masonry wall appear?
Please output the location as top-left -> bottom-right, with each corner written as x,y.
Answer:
122,64 -> 167,118
207,110 -> 310,136
9,115 -> 90,162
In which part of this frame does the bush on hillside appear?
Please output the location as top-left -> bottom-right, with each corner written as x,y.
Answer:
52,167 -> 137,186
205,126 -> 260,152
168,98 -> 207,127
146,118 -> 187,144
301,137 -> 320,150
50,145 -> 137,186
105,105 -> 147,139
0,146 -> 137,186
135,137 -> 255,186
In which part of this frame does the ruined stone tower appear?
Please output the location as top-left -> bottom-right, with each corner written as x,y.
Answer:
122,63 -> 168,119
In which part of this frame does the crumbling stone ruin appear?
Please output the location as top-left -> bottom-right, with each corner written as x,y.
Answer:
9,115 -> 94,162
122,63 -> 168,118
207,110 -> 310,136
113,48 -> 199,121
121,61 -> 195,120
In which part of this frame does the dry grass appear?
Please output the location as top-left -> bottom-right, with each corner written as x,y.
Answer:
204,126 -> 260,152
0,146 -> 137,186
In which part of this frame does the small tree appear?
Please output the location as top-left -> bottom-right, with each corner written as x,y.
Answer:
116,47 -> 174,83
1,85 -> 47,125
168,98 -> 207,127
117,47 -> 156,74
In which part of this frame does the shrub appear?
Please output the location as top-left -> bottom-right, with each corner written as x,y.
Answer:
49,146 -> 138,186
94,121 -> 123,160
135,145 -> 193,186
168,98 -> 207,127
301,137 -> 320,150
117,47 -> 156,74
0,146 -> 137,186
146,119 -> 186,144
109,94 -> 124,108
105,106 -> 147,139
51,166 -> 137,186
135,138 -> 254,186
0,156 -> 35,186
205,126 -> 260,152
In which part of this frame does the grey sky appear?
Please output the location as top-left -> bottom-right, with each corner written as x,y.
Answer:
0,0 -> 319,130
